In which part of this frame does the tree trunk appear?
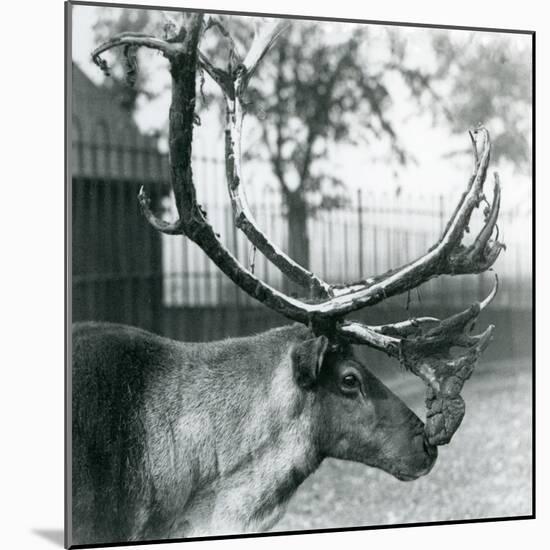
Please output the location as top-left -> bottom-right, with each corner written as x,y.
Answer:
285,190 -> 310,295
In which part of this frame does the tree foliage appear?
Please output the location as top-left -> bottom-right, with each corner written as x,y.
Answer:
431,33 -> 532,172
241,22 -> 420,211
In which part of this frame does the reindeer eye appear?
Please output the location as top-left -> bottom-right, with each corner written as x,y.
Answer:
341,374 -> 360,391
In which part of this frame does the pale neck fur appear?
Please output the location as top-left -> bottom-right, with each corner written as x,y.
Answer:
167,326 -> 322,537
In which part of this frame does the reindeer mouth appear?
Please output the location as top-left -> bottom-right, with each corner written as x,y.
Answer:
394,460 -> 436,482
395,472 -> 419,482
393,437 -> 438,481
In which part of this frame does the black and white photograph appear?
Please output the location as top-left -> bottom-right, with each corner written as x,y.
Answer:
65,1 -> 533,547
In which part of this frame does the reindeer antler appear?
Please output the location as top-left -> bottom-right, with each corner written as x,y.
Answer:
340,276 -> 499,445
92,14 -> 504,446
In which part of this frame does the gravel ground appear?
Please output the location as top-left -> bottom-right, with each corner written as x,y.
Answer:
273,357 -> 533,532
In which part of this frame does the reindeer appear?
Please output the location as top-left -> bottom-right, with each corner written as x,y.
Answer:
70,13 -> 504,546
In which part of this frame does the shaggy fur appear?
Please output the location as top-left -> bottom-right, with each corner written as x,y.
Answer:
71,322 -> 436,545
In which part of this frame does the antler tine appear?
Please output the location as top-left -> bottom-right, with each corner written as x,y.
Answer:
91,32 -> 182,77
200,19 -> 332,298
339,274 -> 499,445
138,187 -> 185,235
370,317 -> 441,337
340,274 -> 498,347
239,19 -> 289,89
479,273 -> 499,309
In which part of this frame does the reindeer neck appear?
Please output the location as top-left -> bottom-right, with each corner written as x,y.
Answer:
178,332 -> 322,536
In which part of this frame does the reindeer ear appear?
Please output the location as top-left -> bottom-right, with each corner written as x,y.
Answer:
291,335 -> 329,389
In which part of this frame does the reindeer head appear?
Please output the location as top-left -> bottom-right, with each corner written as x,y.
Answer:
93,13 -> 504,451
289,331 -> 437,480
